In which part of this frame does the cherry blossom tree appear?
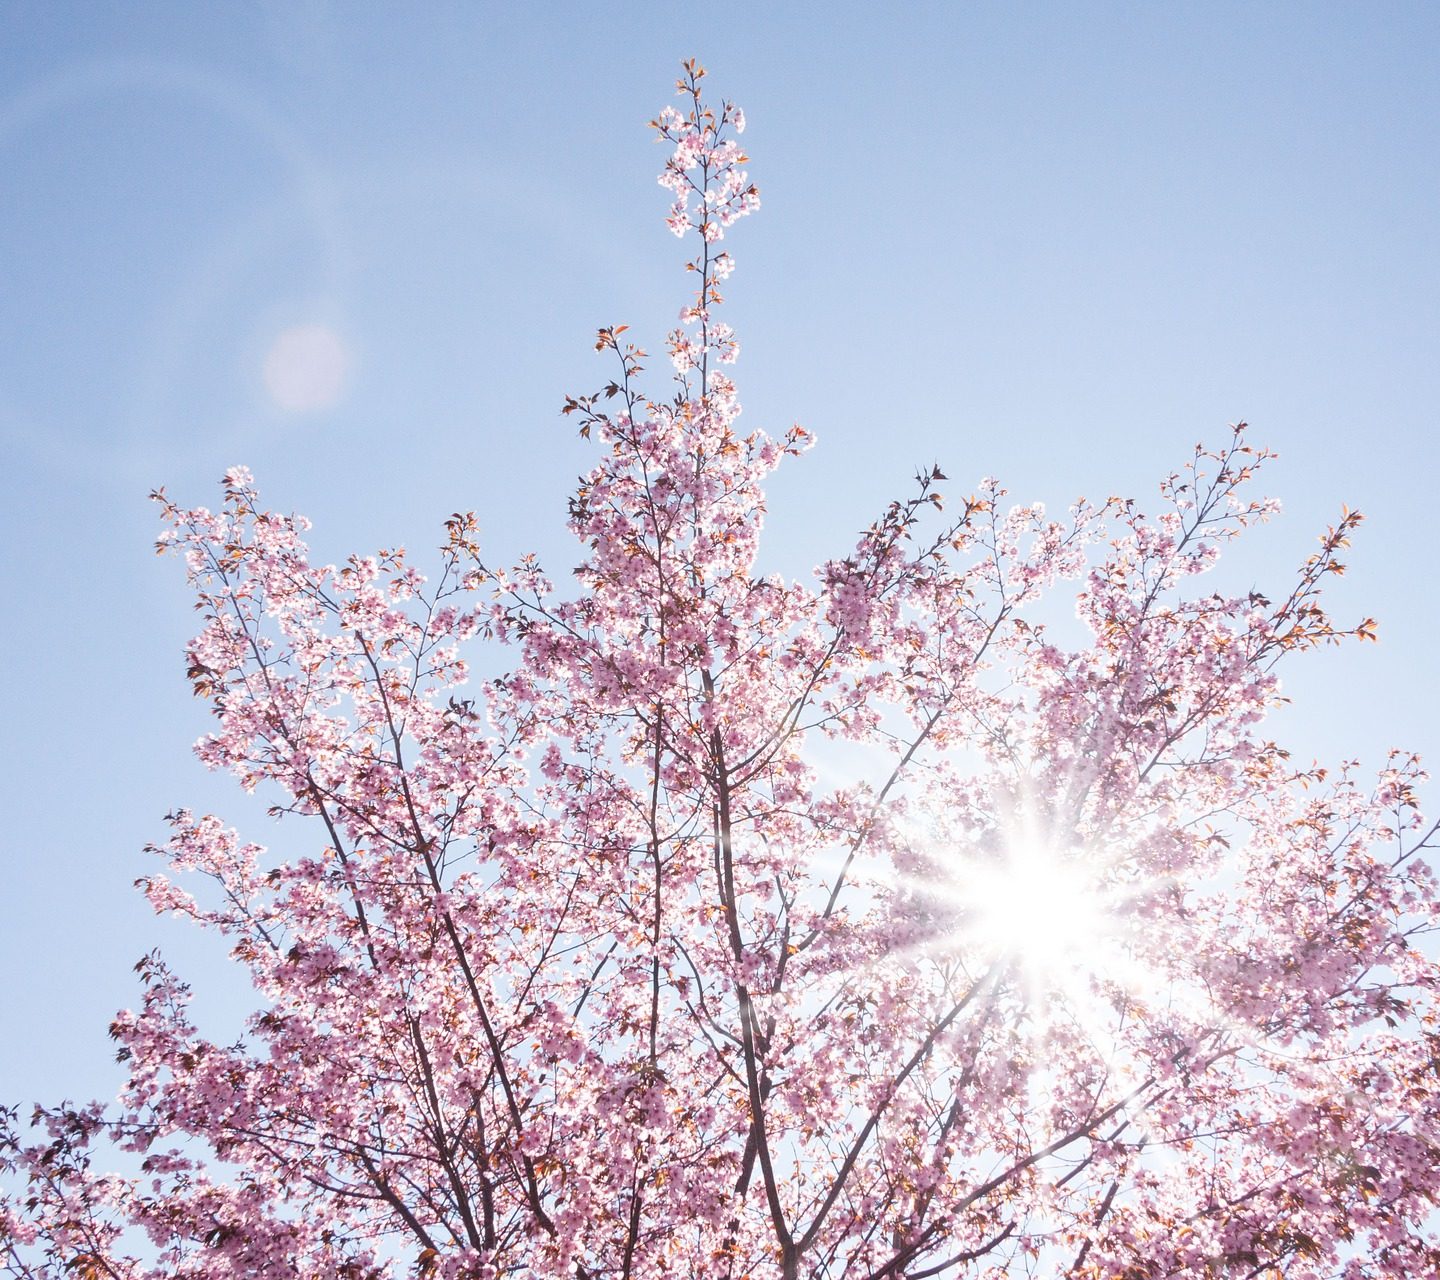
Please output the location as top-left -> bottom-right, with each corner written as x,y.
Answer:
5,60 -> 1439,1280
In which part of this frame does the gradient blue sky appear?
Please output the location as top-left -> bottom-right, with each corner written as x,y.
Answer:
2,3 -> 1436,1110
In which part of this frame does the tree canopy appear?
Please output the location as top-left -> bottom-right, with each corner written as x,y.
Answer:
4,61 -> 1437,1280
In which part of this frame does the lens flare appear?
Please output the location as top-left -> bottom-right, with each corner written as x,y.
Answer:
262,323 -> 351,413
962,840 -> 1109,982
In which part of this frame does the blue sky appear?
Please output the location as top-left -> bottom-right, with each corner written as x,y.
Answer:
2,2 -> 1436,1110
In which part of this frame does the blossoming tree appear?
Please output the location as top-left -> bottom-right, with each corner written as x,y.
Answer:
5,61 -> 1438,1280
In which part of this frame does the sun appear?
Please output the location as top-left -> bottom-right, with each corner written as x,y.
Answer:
912,793 -> 1148,1018
961,838 -> 1111,984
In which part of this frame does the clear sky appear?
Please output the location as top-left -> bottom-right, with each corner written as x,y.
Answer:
2,2 -> 1437,1112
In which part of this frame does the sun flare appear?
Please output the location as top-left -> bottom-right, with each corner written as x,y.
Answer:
963,841 -> 1110,981
907,797 -> 1152,1026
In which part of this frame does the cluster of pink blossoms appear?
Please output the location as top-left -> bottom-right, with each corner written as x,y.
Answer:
4,61 -> 1439,1280
651,60 -> 756,405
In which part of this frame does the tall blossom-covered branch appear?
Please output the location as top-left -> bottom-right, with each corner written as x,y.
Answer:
4,60 -> 1439,1280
